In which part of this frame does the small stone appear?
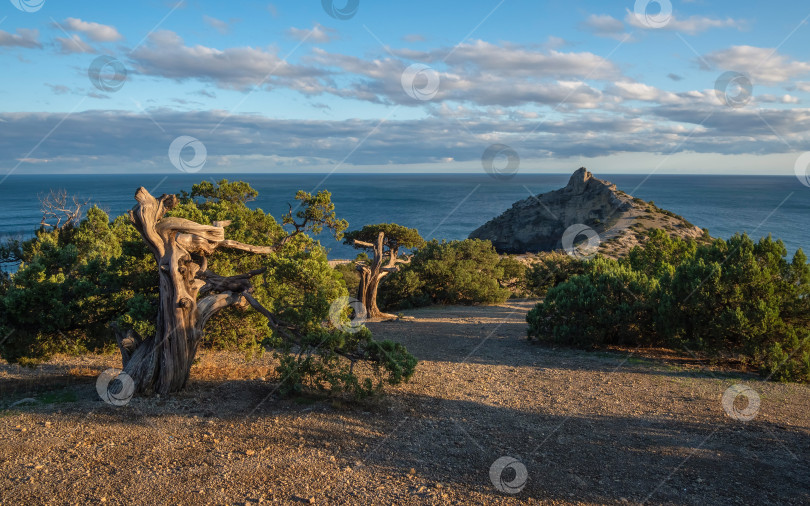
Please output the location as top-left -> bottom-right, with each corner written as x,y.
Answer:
246,450 -> 255,456
408,468 -> 416,475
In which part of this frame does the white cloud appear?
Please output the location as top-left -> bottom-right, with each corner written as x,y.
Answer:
403,34 -> 426,43
129,30 -> 326,90
54,34 -> 96,54
702,46 -> 810,85
0,28 -> 41,49
286,23 -> 338,43
625,11 -> 746,35
203,16 -> 232,35
2,106 -> 810,175
394,40 -> 621,81
757,94 -> 800,104
60,18 -> 123,42
581,14 -> 632,41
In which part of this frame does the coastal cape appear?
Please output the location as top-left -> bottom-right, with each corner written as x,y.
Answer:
469,168 -> 705,257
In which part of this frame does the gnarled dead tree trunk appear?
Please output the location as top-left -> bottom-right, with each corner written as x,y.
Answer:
354,231 -> 409,319
114,187 -> 293,395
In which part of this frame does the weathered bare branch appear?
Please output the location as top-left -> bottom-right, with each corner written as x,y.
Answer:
39,189 -> 89,230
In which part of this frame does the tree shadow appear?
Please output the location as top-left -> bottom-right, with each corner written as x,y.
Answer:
3,381 -> 807,505
368,302 -> 762,382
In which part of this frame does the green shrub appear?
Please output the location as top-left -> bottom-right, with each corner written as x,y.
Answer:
527,230 -> 810,383
333,260 -> 361,298
496,255 -> 527,297
524,252 -> 587,297
527,258 -> 658,347
0,180 -> 416,396
379,239 -> 512,309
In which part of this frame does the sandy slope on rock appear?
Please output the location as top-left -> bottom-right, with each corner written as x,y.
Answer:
1,300 -> 808,505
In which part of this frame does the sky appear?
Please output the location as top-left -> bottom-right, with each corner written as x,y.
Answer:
1,0 -> 810,176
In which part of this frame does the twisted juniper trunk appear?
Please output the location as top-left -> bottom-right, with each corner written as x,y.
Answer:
354,231 -> 406,319
114,188 -> 277,395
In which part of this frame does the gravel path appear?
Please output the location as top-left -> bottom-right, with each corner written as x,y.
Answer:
1,300 -> 808,505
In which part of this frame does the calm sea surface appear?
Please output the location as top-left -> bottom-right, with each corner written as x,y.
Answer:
1,173 -> 808,259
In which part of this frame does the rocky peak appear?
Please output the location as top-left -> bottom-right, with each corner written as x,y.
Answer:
566,167 -> 593,194
469,168 -> 704,256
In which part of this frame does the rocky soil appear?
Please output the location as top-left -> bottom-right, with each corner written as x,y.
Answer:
1,300 -> 808,505
470,168 -> 705,257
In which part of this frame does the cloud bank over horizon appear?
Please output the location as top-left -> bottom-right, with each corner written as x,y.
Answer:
1,1 -> 810,175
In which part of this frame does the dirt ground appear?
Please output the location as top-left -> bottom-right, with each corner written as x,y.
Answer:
1,300 -> 808,505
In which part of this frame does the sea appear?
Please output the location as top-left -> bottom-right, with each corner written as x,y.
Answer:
1,173 -> 808,261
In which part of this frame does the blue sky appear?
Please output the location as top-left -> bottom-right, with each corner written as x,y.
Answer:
1,0 -> 810,175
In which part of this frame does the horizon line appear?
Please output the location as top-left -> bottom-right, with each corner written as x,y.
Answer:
0,171 -> 801,177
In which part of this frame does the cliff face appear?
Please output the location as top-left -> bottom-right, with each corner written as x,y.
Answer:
469,168 -> 705,257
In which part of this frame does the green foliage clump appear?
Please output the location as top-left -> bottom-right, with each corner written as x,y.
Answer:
343,223 -> 425,251
524,252 -> 587,297
275,327 -> 416,398
527,229 -> 810,383
0,181 -> 415,397
0,206 -> 150,363
379,239 -> 513,309
496,255 -> 527,297
333,255 -> 366,297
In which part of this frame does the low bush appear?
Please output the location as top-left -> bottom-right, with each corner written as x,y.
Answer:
379,239 -> 513,309
524,252 -> 587,297
527,230 -> 810,382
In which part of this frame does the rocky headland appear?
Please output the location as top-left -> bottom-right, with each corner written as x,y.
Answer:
470,168 -> 706,257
